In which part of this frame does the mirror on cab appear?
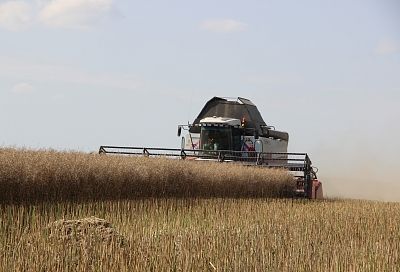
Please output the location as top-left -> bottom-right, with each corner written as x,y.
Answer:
177,126 -> 182,137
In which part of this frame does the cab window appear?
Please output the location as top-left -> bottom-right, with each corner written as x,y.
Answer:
200,126 -> 231,150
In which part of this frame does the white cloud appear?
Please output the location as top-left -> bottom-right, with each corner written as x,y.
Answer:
39,0 -> 113,29
376,39 -> 399,55
0,0 -> 115,30
200,19 -> 247,33
12,82 -> 34,94
0,1 -> 32,31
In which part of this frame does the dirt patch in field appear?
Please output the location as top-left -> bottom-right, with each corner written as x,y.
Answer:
44,216 -> 126,246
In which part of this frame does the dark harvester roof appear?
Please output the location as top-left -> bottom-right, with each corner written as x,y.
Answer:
189,97 -> 289,141
189,96 -> 265,132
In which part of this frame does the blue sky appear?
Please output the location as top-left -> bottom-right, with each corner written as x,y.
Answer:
0,0 -> 399,200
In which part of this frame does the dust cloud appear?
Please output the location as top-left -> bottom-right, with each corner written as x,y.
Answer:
312,134 -> 399,202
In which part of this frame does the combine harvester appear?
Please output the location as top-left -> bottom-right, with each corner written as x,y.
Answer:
99,97 -> 323,199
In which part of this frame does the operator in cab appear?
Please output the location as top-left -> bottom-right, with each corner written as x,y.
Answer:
203,136 -> 219,151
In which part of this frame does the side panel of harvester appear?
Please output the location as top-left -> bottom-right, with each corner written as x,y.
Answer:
257,136 -> 288,166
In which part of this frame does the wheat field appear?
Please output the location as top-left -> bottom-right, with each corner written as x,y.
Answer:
0,148 -> 295,203
1,199 -> 400,271
1,148 -> 399,271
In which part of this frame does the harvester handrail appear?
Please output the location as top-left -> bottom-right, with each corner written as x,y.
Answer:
101,146 -> 305,158
98,146 -> 312,169
99,146 -> 307,156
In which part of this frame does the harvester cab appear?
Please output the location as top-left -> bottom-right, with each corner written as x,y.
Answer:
199,117 -> 241,151
179,97 -> 290,165
179,117 -> 242,151
99,96 -> 323,199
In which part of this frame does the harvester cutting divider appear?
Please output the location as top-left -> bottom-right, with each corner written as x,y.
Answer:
99,97 -> 323,199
